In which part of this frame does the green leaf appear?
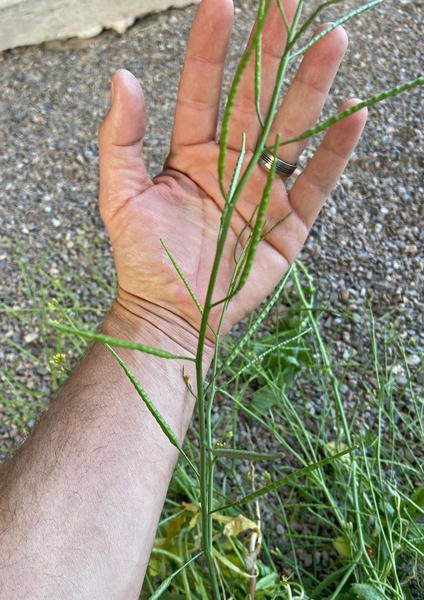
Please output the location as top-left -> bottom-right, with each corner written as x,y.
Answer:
400,487 -> 424,520
411,486 -> 424,509
212,547 -> 255,579
349,583 -> 387,600
255,571 -> 280,591
251,387 -> 279,415
333,535 -> 353,557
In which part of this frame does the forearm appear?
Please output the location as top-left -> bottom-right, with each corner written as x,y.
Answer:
0,304 -> 209,599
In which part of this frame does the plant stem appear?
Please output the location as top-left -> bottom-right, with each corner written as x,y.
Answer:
195,200 -> 237,598
292,263 -> 376,573
195,8 -> 307,596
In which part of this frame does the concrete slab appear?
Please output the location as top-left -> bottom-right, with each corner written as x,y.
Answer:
0,0 -> 198,51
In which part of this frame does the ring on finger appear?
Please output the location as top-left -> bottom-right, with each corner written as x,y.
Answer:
259,150 -> 297,178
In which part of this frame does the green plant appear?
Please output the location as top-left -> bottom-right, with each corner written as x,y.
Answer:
139,264 -> 423,598
4,0 -> 423,597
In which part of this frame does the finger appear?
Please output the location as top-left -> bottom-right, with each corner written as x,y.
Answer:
227,0 -> 299,151
267,24 -> 348,165
289,99 -> 368,229
171,0 -> 234,148
98,69 -> 153,221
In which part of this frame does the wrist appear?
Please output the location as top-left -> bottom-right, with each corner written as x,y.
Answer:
104,289 -> 215,369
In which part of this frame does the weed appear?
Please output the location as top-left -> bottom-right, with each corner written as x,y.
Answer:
1,0 -> 423,597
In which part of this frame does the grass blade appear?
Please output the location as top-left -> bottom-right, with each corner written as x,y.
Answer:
149,552 -> 203,600
212,448 -> 285,461
212,446 -> 356,512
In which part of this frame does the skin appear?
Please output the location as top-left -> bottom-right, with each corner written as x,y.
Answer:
0,0 -> 367,598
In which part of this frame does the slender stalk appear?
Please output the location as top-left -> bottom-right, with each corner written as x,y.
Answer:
290,0 -> 348,47
195,191 -> 239,597
228,134 -> 280,298
228,9 -> 304,210
289,0 -> 385,59
215,266 -> 294,379
276,0 -> 291,32
195,10 -> 307,594
292,263 -> 376,572
196,189 -> 263,595
204,297 -> 236,588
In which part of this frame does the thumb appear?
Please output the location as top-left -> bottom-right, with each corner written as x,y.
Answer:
98,69 -> 153,220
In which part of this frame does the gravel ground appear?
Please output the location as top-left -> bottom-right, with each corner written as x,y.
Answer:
0,0 -> 422,504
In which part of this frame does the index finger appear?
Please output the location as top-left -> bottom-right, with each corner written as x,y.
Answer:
171,0 -> 234,149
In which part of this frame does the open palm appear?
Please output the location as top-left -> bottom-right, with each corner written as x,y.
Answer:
98,0 -> 366,342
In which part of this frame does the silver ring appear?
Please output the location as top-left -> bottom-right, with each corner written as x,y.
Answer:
259,151 -> 297,178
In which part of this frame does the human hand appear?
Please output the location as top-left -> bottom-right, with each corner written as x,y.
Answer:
98,0 -> 367,348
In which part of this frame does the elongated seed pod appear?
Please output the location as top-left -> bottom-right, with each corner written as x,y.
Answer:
218,0 -> 273,198
254,0 -> 266,128
231,134 -> 280,297
290,0 -> 385,59
272,77 -> 424,151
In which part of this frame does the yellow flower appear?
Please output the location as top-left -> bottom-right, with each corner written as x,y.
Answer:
47,298 -> 59,309
49,353 -> 68,373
